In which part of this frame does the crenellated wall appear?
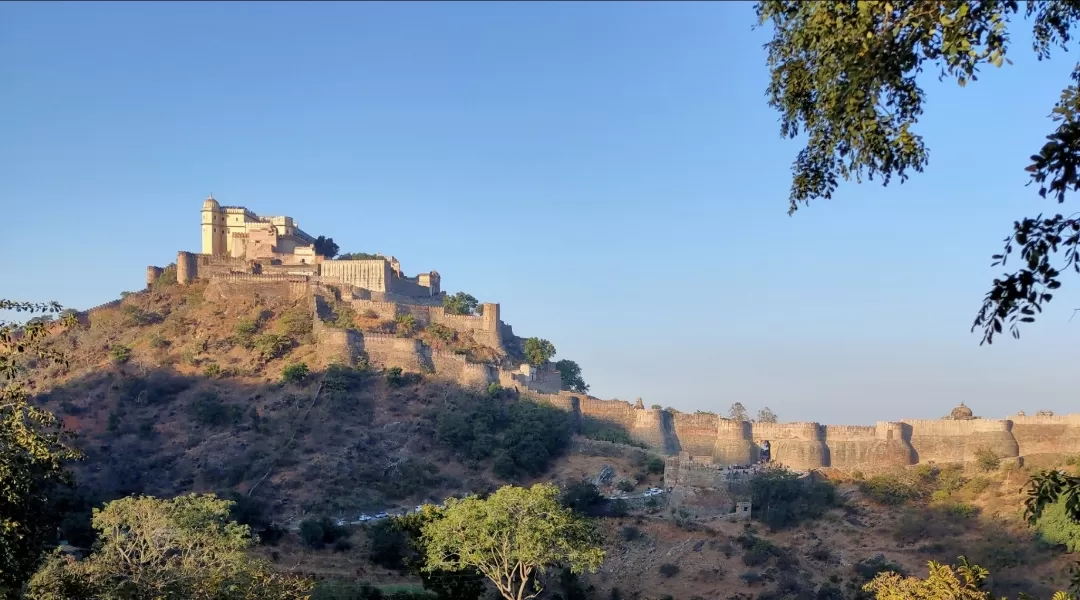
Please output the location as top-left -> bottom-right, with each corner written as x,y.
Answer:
340,296 -> 504,353
153,236 -> 1080,473
1007,414 -> 1080,458
899,418 -> 1019,464
524,390 -> 1080,471
672,412 -> 720,458
713,419 -> 756,466
750,422 -> 829,470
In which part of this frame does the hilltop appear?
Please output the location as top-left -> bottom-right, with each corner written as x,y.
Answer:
29,280 -> 598,527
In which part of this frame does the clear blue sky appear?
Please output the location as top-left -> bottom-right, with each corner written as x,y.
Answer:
2,1 -> 1076,424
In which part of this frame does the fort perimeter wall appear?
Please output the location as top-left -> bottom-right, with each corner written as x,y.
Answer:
153,262 -> 1080,472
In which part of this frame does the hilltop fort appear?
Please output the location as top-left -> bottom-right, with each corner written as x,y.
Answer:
140,197 -> 1080,478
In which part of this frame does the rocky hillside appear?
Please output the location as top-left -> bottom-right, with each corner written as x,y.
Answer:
28,281 -> 592,536
24,281 -> 1080,600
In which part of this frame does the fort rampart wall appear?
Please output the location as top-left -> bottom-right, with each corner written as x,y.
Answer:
341,296 -> 503,351
163,265 -> 1080,472
527,392 -> 1080,470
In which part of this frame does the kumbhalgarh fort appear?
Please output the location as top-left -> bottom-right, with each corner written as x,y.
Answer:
136,197 -> 1080,479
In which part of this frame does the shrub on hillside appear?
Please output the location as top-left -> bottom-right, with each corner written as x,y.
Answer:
620,525 -> 643,542
433,392 -> 572,479
202,362 -> 222,378
188,392 -> 243,428
148,334 -> 169,349
853,554 -> 905,581
233,319 -> 259,347
394,314 -> 417,337
974,447 -> 1001,472
298,516 -> 349,550
278,306 -> 313,338
333,305 -> 358,330
561,481 -> 605,516
253,333 -> 291,361
749,468 -> 837,529
425,323 -> 457,343
385,367 -> 420,387
658,564 -> 680,578
645,456 -> 665,474
121,304 -> 160,327
109,345 -> 132,364
154,264 -> 178,287
608,499 -> 629,517
367,519 -> 409,569
281,362 -> 309,384
579,416 -> 647,448
860,465 -> 966,506
858,473 -> 920,506
1034,496 -> 1080,552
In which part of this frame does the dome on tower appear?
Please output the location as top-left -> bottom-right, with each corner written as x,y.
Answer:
202,195 -> 220,210
949,402 -> 974,420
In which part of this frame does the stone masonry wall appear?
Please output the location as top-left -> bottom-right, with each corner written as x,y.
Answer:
171,270 -> 1080,473
342,297 -> 504,353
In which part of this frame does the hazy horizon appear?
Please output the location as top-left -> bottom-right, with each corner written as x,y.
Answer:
3,2 -> 1077,425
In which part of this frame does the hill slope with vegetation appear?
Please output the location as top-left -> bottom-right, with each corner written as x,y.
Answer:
6,283 -> 1080,600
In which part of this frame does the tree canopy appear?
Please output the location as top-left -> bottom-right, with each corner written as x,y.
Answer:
443,292 -> 480,316
337,251 -> 382,261
394,506 -> 487,600
420,484 -> 604,600
755,407 -> 778,423
313,236 -> 339,259
862,555 -> 1075,600
554,359 -> 589,393
755,0 -> 1080,345
728,402 -> 749,422
756,2 -> 1080,591
523,338 -> 556,367
26,493 -> 312,600
0,300 -> 82,597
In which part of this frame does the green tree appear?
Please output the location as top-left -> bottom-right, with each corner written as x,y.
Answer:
396,506 -> 487,600
755,1 -> 1080,345
1035,496 -> 1080,553
420,484 -> 604,600
863,557 -> 990,600
313,236 -> 339,259
0,300 -> 82,597
728,402 -> 748,422
523,338 -> 556,367
442,292 -> 479,316
554,360 -> 589,393
337,252 -> 381,261
755,407 -> 778,423
560,482 -> 605,516
25,493 -> 312,600
862,555 -> 1075,600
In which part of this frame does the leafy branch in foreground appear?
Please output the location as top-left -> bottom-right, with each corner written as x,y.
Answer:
754,1 -> 1080,343
0,299 -> 82,597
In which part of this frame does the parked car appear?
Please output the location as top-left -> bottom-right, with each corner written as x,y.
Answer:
373,512 -> 389,519
356,515 -> 372,522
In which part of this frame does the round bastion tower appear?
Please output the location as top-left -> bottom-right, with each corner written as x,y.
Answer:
712,419 -> 755,466
201,195 -> 226,256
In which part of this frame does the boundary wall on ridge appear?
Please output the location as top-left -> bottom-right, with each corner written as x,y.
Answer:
145,262 -> 1080,472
